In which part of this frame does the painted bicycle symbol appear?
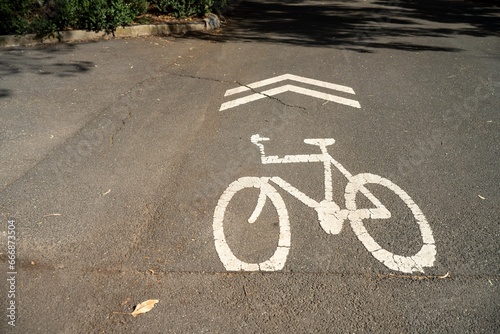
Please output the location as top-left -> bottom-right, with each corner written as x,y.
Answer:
213,134 -> 436,273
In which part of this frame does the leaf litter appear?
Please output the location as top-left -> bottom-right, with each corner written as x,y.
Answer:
113,299 -> 159,317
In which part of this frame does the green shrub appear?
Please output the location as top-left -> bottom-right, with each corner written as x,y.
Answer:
0,0 -> 37,35
151,0 -> 213,18
77,0 -> 107,32
52,0 -> 79,30
61,0 -> 135,34
125,0 -> 149,16
0,0 -> 222,37
30,0 -> 78,37
105,0 -> 136,32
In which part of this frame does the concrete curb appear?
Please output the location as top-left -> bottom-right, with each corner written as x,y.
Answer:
0,14 -> 220,47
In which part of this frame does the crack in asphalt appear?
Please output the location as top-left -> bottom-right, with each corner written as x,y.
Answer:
110,109 -> 132,146
0,75 -> 161,192
107,75 -> 162,146
235,81 -> 307,110
172,72 -> 230,83
172,72 -> 307,110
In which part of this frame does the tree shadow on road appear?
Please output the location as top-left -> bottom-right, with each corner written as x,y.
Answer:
0,88 -> 11,98
0,44 -> 94,78
187,0 -> 499,53
0,43 -> 95,99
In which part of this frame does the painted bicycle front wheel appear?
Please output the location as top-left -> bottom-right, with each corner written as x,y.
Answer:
345,173 -> 436,273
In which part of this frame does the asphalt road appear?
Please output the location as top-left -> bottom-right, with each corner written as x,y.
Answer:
1,0 -> 499,332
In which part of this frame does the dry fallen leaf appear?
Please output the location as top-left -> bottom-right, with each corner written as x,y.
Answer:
131,299 -> 159,317
386,271 -> 451,280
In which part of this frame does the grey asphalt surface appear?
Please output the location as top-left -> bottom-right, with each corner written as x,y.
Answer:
1,0 -> 499,332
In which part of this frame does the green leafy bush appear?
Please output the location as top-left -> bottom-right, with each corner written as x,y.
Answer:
0,0 -> 224,37
31,0 -> 78,37
78,0 -> 135,34
151,0 -> 213,18
125,0 -> 149,16
0,0 -> 142,36
106,0 -> 137,32
0,0 -> 36,35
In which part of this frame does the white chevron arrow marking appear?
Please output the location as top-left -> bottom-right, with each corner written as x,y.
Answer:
220,84 -> 361,111
224,74 -> 356,96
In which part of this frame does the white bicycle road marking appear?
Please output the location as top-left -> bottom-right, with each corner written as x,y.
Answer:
220,85 -> 361,111
213,135 -> 436,273
213,178 -> 291,271
220,74 -> 361,111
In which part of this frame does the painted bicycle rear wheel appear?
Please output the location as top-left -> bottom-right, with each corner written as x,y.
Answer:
213,177 -> 291,271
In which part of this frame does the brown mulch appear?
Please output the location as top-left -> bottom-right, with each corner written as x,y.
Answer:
132,13 -> 204,26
